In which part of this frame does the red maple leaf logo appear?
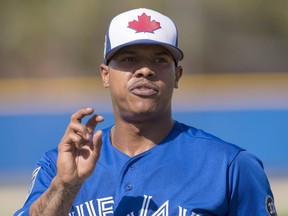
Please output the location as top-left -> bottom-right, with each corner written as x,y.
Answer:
128,13 -> 161,33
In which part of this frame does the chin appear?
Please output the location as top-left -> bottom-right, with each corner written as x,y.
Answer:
121,109 -> 159,123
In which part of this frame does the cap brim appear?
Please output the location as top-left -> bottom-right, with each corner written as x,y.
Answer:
105,39 -> 183,64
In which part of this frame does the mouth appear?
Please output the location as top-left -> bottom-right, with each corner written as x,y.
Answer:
129,81 -> 159,96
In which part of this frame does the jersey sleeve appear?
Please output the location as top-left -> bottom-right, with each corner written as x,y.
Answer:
228,150 -> 277,216
14,149 -> 58,216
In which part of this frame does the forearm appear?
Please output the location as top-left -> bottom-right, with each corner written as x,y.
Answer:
29,177 -> 81,216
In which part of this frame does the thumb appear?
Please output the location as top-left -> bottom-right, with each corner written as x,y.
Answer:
92,130 -> 103,159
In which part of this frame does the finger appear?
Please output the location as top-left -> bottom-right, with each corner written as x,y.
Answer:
71,107 -> 94,123
86,114 -> 104,135
69,132 -> 84,150
92,130 -> 103,156
64,121 -> 90,141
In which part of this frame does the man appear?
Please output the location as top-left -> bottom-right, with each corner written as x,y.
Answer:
15,8 -> 277,216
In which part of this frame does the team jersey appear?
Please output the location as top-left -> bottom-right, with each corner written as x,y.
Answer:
15,121 -> 277,216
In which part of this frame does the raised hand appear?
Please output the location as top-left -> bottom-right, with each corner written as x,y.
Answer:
29,108 -> 104,215
57,107 -> 104,186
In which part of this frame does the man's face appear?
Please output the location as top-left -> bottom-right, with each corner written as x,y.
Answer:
101,44 -> 182,122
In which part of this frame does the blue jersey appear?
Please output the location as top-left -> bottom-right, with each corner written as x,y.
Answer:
15,121 -> 277,215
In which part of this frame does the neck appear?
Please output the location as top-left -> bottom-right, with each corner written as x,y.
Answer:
111,117 -> 175,157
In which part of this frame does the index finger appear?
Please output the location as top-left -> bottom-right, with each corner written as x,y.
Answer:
86,114 -> 104,135
71,107 -> 95,123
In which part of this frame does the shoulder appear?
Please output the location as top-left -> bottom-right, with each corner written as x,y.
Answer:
173,122 -> 268,178
174,121 -> 233,141
39,147 -> 58,163
34,148 -> 58,175
173,121 -> 244,152
169,121 -> 248,167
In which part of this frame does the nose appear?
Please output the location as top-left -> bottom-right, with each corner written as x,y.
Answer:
134,66 -> 155,79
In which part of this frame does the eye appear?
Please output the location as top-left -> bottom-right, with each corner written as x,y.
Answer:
154,57 -> 168,64
122,57 -> 137,62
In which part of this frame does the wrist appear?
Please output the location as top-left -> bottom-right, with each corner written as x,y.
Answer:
53,176 -> 82,196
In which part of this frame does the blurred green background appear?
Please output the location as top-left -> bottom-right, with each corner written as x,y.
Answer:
1,0 -> 288,78
0,0 -> 287,215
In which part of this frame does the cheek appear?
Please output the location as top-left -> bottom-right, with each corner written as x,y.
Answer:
161,73 -> 177,90
109,71 -> 125,86
108,73 -> 128,98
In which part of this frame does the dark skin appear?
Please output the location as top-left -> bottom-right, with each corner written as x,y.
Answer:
101,44 -> 183,156
29,108 -> 104,215
29,44 -> 182,215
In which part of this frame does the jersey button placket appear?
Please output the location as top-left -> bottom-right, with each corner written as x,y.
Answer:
122,164 -> 136,192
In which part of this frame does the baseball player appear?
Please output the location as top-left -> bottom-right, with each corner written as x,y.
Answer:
15,8 -> 277,216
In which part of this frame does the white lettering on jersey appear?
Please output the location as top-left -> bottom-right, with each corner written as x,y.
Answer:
70,195 -> 205,215
151,200 -> 169,216
85,200 -> 97,216
97,196 -> 114,216
179,206 -> 188,216
139,195 -> 153,216
76,203 -> 85,216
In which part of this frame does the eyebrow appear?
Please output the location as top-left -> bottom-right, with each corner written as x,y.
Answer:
111,49 -> 177,66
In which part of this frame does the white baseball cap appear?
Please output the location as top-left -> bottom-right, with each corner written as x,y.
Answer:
104,8 -> 184,64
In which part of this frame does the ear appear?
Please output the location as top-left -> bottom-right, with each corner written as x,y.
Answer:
174,66 -> 183,89
100,63 -> 110,88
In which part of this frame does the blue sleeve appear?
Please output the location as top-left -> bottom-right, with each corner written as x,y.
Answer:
14,149 -> 58,216
228,151 -> 277,215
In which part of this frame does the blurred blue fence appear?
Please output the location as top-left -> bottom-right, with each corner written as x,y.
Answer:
1,110 -> 287,183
